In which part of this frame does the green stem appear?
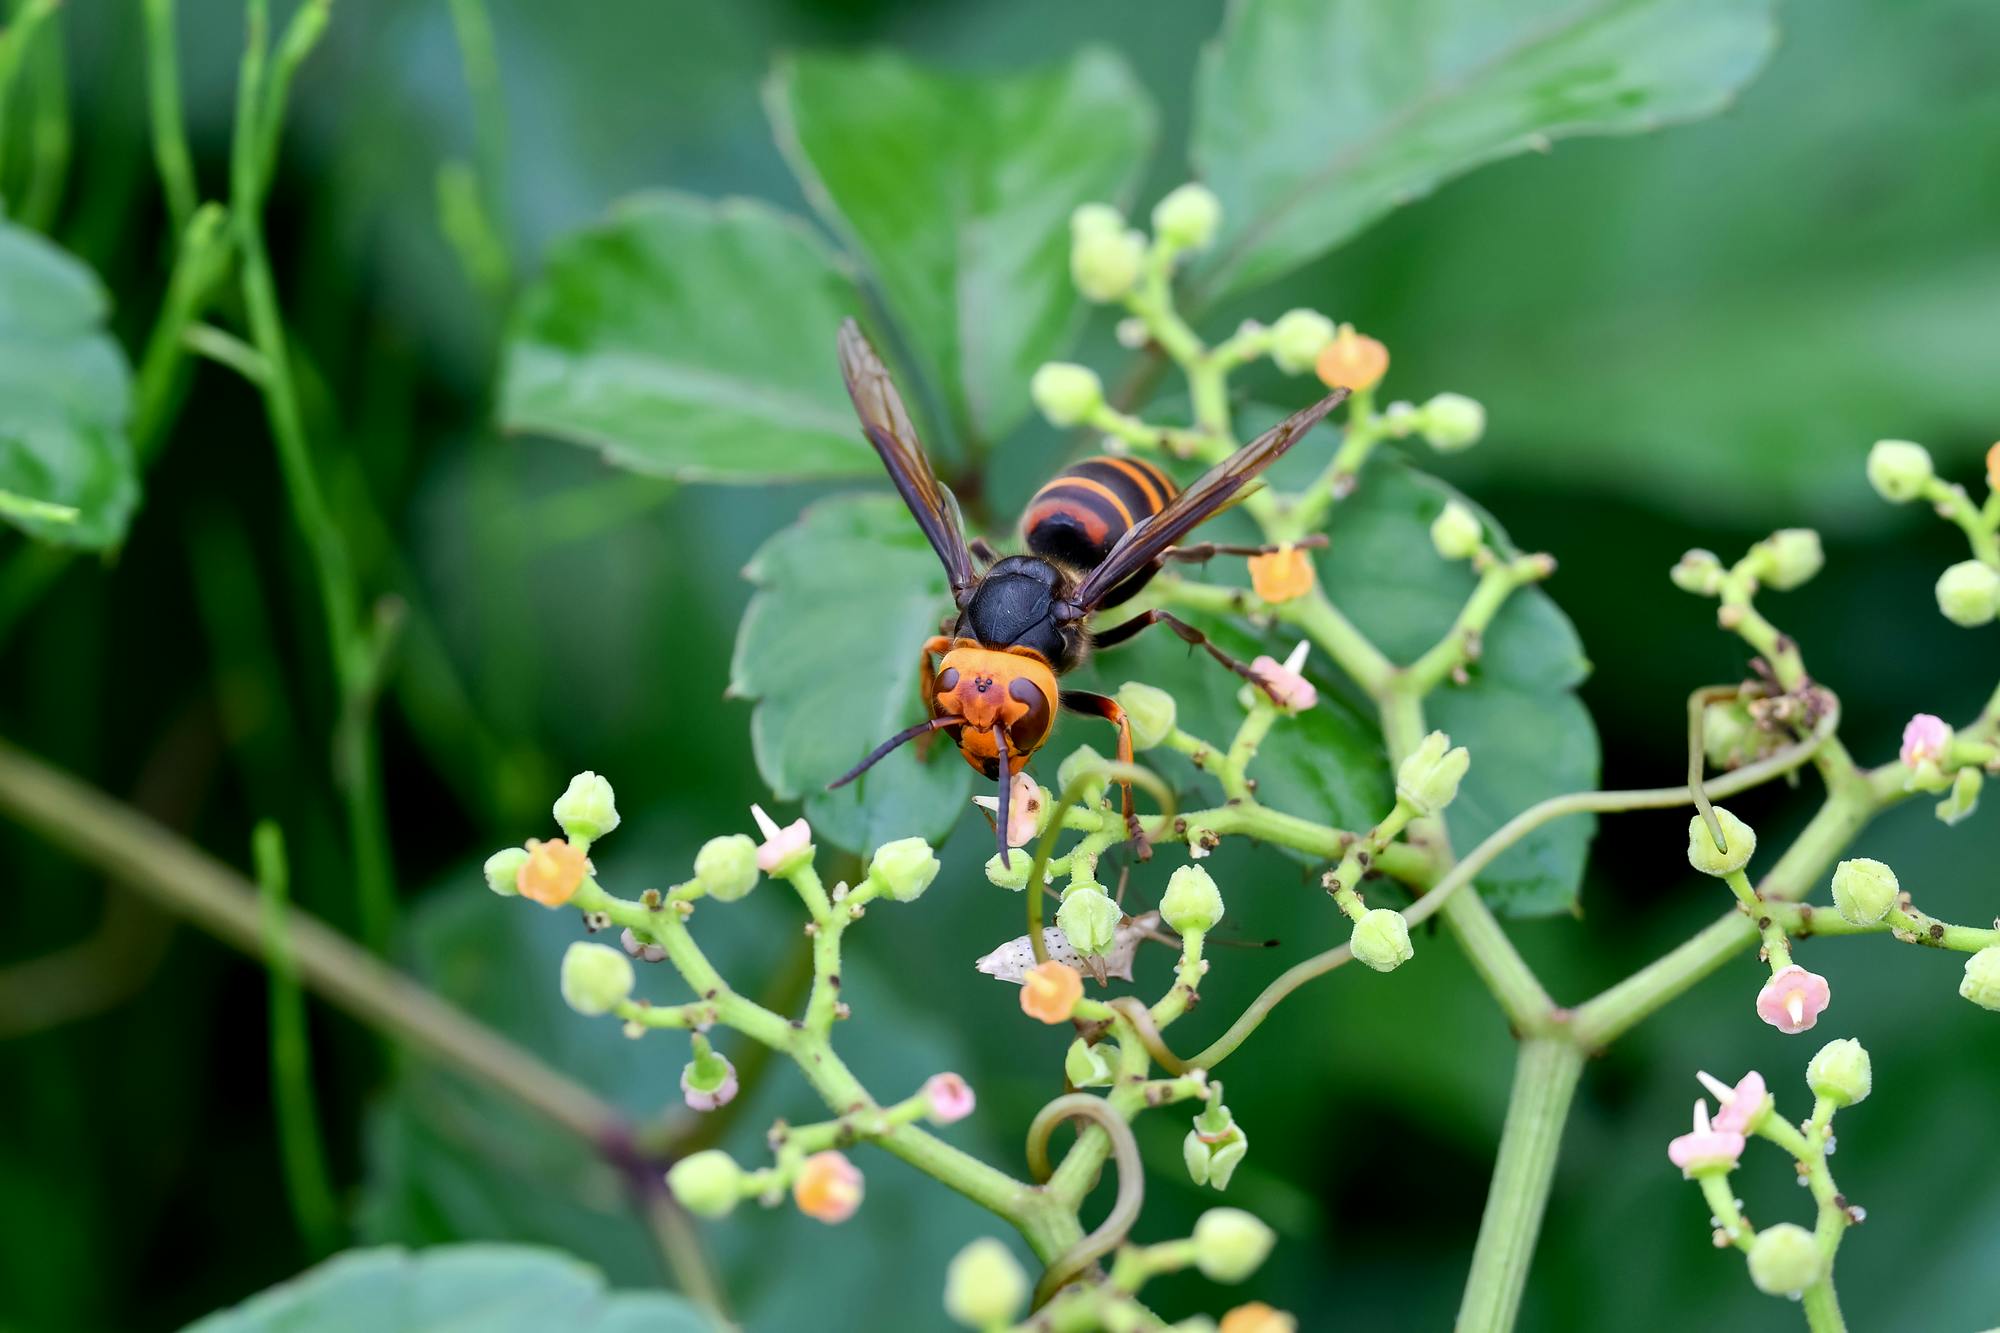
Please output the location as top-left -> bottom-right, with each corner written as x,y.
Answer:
1802,1281 -> 1846,1333
1453,1037 -> 1585,1332
141,0 -> 198,231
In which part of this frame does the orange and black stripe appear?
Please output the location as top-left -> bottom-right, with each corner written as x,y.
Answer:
1021,455 -> 1178,571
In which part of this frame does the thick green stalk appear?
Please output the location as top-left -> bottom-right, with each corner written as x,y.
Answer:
141,0 -> 198,230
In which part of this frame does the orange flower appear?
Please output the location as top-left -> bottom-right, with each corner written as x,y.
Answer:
1020,958 -> 1083,1024
517,837 -> 588,907
1247,544 -> 1314,603
793,1150 -> 864,1224
1220,1302 -> 1298,1333
1987,441 -> 1999,492
1314,324 -> 1389,393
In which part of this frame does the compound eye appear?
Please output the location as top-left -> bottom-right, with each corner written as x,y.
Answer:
937,667 -> 960,692
1007,676 -> 1052,750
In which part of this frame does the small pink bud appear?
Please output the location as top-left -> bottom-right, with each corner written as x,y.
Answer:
1755,965 -> 1831,1034
750,803 -> 813,873
680,1055 -> 739,1112
793,1150 -> 864,1224
924,1072 -> 977,1125
1899,713 -> 1951,769
1249,641 -> 1317,711
1695,1070 -> 1770,1135
1667,1099 -> 1746,1176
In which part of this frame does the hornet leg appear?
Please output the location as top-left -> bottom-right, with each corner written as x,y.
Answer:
1091,610 -> 1279,702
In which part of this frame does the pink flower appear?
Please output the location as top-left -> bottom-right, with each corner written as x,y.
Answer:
972,774 -> 1043,848
1249,641 -> 1317,712
1695,1070 -> 1770,1135
793,1151 -> 864,1223
1900,713 -> 1951,769
924,1072 -> 977,1125
750,803 -> 812,873
1756,965 -> 1831,1034
680,1055 -> 739,1112
1667,1099 -> 1746,1176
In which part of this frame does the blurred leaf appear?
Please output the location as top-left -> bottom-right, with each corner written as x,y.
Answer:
500,193 -> 875,483
1191,0 -> 1778,299
767,47 -> 1157,449
180,1244 -> 715,1332
0,217 -> 136,549
731,494 -> 974,851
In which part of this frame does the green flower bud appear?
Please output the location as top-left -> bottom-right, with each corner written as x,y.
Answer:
1350,908 -> 1413,973
482,846 -> 528,897
1829,858 -> 1898,925
1183,1101 -> 1247,1190
1267,308 -> 1336,376
1419,392 -> 1486,452
1116,680 -> 1177,750
1745,1222 -> 1823,1297
1960,947 -> 2000,1012
1936,766 -> 1983,826
1686,807 -> 1756,878
1057,887 -> 1121,957
560,941 -> 634,1016
552,770 -> 620,844
1865,439 -> 1933,503
1806,1037 -> 1872,1108
1065,1038 -> 1116,1087
1753,528 -> 1824,591
1395,730 -> 1469,816
1429,500 -> 1483,562
1671,548 -> 1725,597
1070,202 -> 1125,239
1192,1208 -> 1276,1283
666,1149 -> 744,1219
1161,863 -> 1225,937
1935,559 -> 2000,628
1151,183 -> 1222,252
1057,744 -> 1108,797
694,834 -> 760,901
870,835 -> 941,903
1071,226 -> 1145,303
984,851 -> 1049,892
1702,701 -> 1756,769
943,1237 -> 1029,1328
1030,361 -> 1105,427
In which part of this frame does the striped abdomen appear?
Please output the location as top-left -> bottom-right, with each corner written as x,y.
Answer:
1021,455 -> 1177,571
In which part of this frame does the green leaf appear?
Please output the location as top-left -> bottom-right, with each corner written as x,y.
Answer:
767,48 -> 1157,449
500,193 -> 877,483
1191,0 -> 1778,298
731,493 -> 974,855
0,218 -> 137,549
181,1244 -> 716,1333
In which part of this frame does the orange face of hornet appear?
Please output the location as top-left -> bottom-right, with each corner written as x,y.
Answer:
930,643 -> 1061,778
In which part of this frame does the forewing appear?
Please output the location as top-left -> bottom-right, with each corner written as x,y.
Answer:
838,319 -> 977,595
1071,389 -> 1347,608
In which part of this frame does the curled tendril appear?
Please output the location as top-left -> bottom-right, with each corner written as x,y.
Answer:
1024,1093 -> 1144,1308
1106,995 -> 1188,1075
1025,761 -> 1178,965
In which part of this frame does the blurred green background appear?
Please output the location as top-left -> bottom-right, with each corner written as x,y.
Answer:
2,0 -> 1997,1329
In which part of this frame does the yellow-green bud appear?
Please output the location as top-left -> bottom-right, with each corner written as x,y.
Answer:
1935,559 -> 2000,628
1161,863 -> 1224,937
1753,528 -> 1823,591
552,770 -> 620,843
1350,908 -> 1413,973
483,846 -> 528,896
1065,1038 -> 1116,1087
943,1237 -> 1029,1328
666,1149 -> 743,1218
870,835 -> 941,902
1960,947 -> 2000,1012
1806,1037 -> 1872,1107
1419,392 -> 1485,452
1071,226 -> 1145,303
1151,183 -> 1222,252
1396,730 -> 1469,816
1030,361 -> 1105,427
694,834 -> 760,901
1865,439 -> 1933,503
1686,807 -> 1755,877
1116,680 -> 1177,750
560,941 -> 634,1016
1057,887 -> 1121,957
1702,701 -> 1756,769
1268,308 -> 1336,375
1937,766 -> 1983,826
1192,1208 -> 1276,1283
1070,202 -> 1125,239
1829,858 -> 1897,925
1057,744 -> 1108,797
984,850 -> 1048,892
1745,1223 -> 1822,1297
1430,500 -> 1483,562
1671,548 -> 1725,597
